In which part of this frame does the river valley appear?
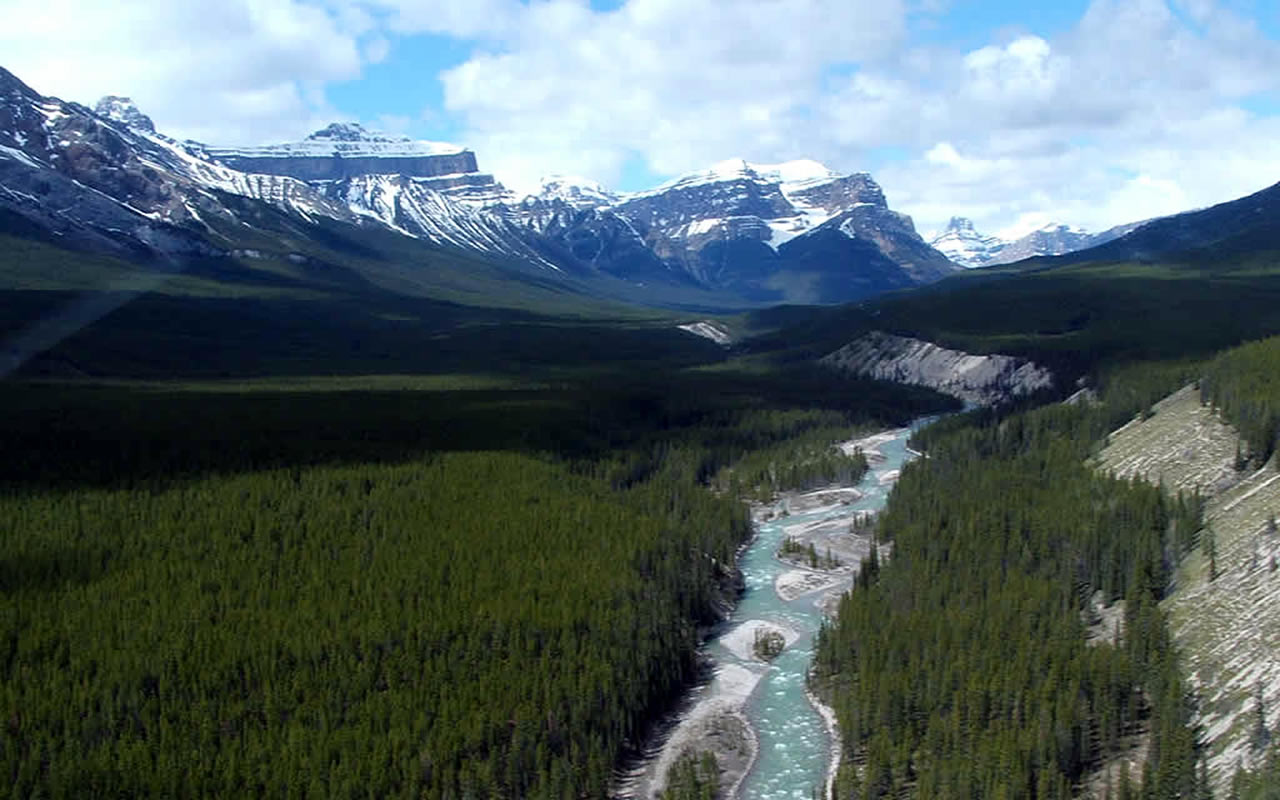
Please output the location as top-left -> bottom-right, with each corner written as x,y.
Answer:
620,423 -> 926,799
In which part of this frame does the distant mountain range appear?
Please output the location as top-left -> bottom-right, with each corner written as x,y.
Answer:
929,216 -> 1148,268
0,65 -> 957,307
6,62 -> 1278,312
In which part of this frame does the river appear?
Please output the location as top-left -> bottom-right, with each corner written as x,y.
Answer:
619,422 -> 926,799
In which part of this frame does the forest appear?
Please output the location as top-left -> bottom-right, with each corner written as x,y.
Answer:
812,340 -> 1280,799
1200,335 -> 1280,465
0,362 -> 950,797
7,293 -> 1280,797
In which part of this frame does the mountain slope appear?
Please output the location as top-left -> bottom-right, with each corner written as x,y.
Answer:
1097,380 -> 1280,795
1047,180 -> 1280,267
929,217 -> 1005,268
611,159 -> 956,302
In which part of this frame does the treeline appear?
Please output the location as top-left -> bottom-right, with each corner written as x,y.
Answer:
0,365 -> 954,797
1201,335 -> 1280,464
814,371 -> 1206,799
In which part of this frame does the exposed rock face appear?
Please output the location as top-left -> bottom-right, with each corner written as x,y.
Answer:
996,223 -> 1099,263
207,124 -> 482,182
820,331 -> 1054,406
605,159 -> 957,302
817,206 -> 956,285
505,197 -> 682,282
533,175 -> 620,210
786,172 -> 885,214
93,96 -> 155,133
929,217 -> 1004,268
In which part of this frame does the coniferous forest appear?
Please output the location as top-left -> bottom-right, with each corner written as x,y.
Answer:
6,312 -> 1280,797
812,342 -> 1280,800
0,364 -> 948,797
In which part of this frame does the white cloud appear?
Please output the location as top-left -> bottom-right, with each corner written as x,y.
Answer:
416,0 -> 1280,235
2,0 -> 1278,237
0,0 -> 367,144
849,0 -> 1280,235
424,0 -> 910,188
364,36 -> 392,64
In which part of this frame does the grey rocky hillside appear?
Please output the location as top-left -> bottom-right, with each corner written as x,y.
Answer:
820,331 -> 1054,406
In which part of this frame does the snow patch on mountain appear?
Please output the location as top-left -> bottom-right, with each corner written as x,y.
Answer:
929,217 -> 1005,268
930,216 -> 1148,268
206,123 -> 465,160
632,158 -> 841,201
533,175 -> 620,209
752,159 -> 841,190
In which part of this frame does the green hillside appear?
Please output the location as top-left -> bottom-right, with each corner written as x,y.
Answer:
746,251 -> 1280,383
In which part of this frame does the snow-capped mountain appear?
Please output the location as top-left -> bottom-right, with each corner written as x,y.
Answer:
0,66 -> 360,258
930,217 -> 1149,268
532,175 -> 620,210
996,222 -> 1102,264
930,217 -> 1005,268
205,123 -> 476,180
94,96 -> 156,133
0,63 -> 958,306
607,158 -> 955,300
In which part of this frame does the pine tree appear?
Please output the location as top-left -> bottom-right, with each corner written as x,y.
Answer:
1253,682 -> 1271,753
1205,526 -> 1219,582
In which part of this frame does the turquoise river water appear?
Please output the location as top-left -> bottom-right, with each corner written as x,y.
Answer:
727,424 -> 922,799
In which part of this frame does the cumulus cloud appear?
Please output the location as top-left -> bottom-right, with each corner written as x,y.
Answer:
841,0 -> 1280,233
2,0 -> 1278,234
409,0 -> 1280,232
421,0 -> 910,189
0,0 -> 368,144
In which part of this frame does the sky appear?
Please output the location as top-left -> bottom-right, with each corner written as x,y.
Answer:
2,0 -> 1280,239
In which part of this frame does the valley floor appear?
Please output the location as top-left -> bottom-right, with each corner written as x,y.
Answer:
618,427 -> 910,800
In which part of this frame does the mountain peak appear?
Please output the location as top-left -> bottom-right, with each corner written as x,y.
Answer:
535,174 -> 619,209
930,217 -> 1004,268
306,122 -> 394,143
750,159 -> 841,187
94,96 -> 155,133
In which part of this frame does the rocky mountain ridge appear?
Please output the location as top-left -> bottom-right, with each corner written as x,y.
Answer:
930,216 -> 1148,268
0,64 -> 960,306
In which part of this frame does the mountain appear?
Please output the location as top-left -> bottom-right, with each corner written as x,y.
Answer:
531,175 -> 621,210
0,64 -> 956,309
1049,180 -> 1280,266
995,220 -> 1144,263
609,158 -> 956,302
928,217 -> 1005,268
929,216 -> 1147,268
